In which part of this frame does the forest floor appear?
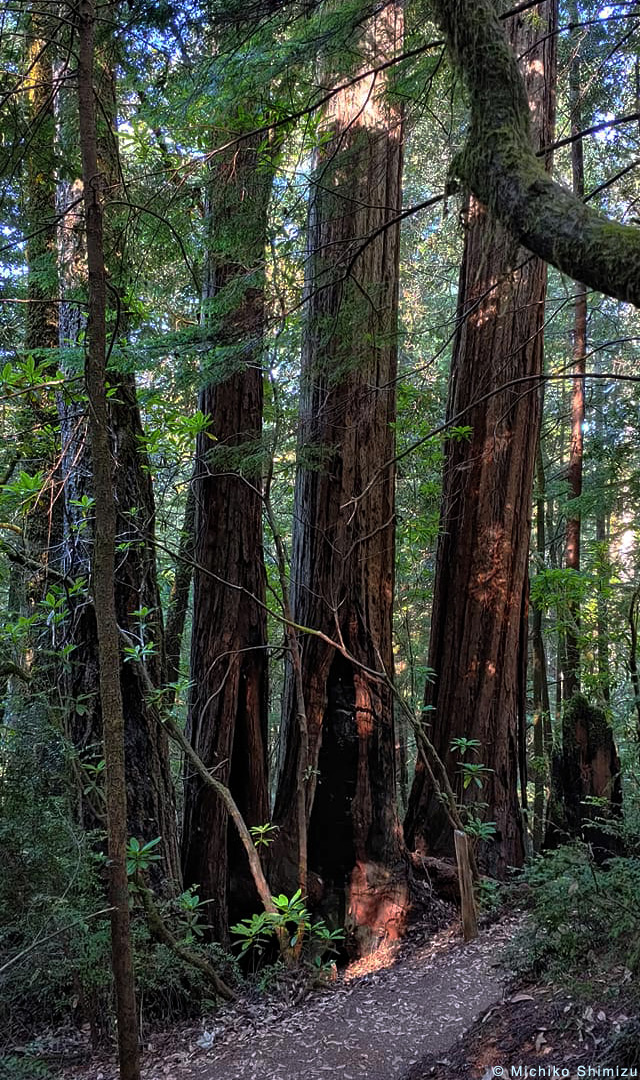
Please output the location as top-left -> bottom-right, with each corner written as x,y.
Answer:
407,979 -> 638,1079
32,909 -> 640,1079
56,914 -> 517,1080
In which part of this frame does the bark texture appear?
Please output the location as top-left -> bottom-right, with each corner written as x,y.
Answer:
404,3 -> 557,877
56,57 -> 179,885
272,3 -> 409,955
181,134 -> 271,938
564,6 -> 586,703
430,0 -> 640,306
76,1 -> 140,1073
531,441 -> 551,853
25,11 -> 58,356
545,694 -> 622,856
20,7 -> 60,664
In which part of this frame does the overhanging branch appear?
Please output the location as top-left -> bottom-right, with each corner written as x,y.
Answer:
430,0 -> 640,306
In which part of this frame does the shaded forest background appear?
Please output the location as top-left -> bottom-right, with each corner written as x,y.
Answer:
2,0 -> 640,1073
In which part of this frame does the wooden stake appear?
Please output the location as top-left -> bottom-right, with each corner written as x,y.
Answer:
454,830 -> 478,942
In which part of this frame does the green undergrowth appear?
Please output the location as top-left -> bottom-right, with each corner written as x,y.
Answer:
0,718 -> 242,1050
505,842 -> 640,1000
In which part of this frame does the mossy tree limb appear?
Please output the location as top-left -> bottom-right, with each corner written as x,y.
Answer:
430,0 -> 640,306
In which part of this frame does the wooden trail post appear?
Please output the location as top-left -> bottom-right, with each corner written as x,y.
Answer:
454,829 -> 479,942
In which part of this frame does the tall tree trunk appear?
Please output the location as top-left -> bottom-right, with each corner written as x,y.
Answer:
25,10 -> 58,359
272,3 -> 409,955
13,7 -> 60,686
180,132 -> 272,939
564,4 -> 586,702
404,2 -> 557,878
545,7 -> 622,852
76,1 -> 140,1073
164,475 -> 196,698
594,356 -> 610,704
532,440 -> 551,853
56,52 -> 179,885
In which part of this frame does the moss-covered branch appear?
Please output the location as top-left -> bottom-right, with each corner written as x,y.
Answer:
431,0 -> 640,306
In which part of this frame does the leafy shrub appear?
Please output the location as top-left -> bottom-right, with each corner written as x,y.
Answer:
134,937 -> 241,1021
0,1056 -> 52,1079
506,843 -> 640,992
231,889 -> 343,978
0,713 -> 113,1043
0,715 -> 241,1046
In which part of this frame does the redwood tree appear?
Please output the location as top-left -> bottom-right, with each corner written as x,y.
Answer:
272,2 -> 409,954
56,51 -> 179,883
545,11 -> 622,848
564,4 -> 587,703
404,1 -> 557,877
180,129 -> 272,937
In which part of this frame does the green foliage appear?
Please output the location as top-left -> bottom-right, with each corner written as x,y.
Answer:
133,936 -> 241,1021
458,761 -> 493,790
0,1056 -> 52,1079
450,737 -> 481,757
475,876 -> 502,914
507,845 -> 640,993
231,890 -> 343,973
249,822 -> 280,848
463,815 -> 497,843
126,836 -> 162,877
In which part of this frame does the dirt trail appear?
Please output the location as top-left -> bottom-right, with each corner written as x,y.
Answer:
108,917 -> 517,1080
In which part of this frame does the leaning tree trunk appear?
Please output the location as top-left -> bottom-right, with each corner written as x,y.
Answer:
56,54 -> 179,885
272,2 -> 409,956
404,2 -> 557,877
429,0 -> 640,306
180,132 -> 272,939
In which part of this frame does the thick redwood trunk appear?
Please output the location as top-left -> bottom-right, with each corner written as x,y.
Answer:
404,3 -> 557,877
564,3 -> 586,702
181,135 -> 271,938
272,4 -> 408,955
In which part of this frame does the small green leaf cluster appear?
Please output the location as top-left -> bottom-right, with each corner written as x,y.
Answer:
126,836 -> 162,877
231,889 -> 343,970
249,821 -> 279,848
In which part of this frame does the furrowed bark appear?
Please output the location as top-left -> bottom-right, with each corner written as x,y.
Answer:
532,440 -> 551,854
405,1 -> 556,877
181,129 -> 272,938
56,48 -> 180,886
273,2 -> 409,955
564,4 -> 586,703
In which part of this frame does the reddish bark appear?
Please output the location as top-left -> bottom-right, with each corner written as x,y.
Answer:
564,0 -> 586,702
272,3 -> 409,955
181,135 -> 271,937
404,3 -> 557,877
